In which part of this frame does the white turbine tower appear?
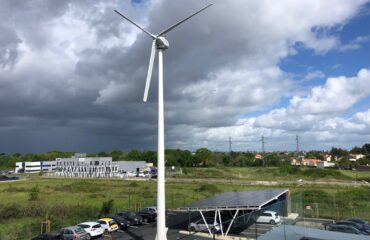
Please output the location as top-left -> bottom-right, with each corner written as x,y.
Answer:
114,4 -> 212,240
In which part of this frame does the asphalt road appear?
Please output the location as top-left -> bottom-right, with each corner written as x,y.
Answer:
92,222 -> 211,240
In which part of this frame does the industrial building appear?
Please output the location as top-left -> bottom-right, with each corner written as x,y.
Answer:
15,161 -> 56,173
54,154 -> 118,178
15,154 -> 151,178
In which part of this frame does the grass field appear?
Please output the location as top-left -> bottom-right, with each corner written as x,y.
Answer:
181,166 -> 370,181
0,168 -> 369,239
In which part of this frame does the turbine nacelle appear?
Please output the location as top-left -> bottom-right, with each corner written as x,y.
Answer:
155,37 -> 169,50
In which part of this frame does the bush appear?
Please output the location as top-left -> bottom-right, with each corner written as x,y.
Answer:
128,182 -> 139,188
53,181 -> 101,193
28,185 -> 40,201
302,168 -> 348,179
196,184 -> 220,194
2,186 -> 27,192
99,199 -> 114,217
0,203 -> 22,219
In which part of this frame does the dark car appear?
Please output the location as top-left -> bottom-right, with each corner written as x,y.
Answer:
0,175 -> 19,181
116,211 -> 143,225
328,224 -> 368,235
136,210 -> 156,223
335,220 -> 370,234
347,218 -> 370,230
31,233 -> 61,240
111,215 -> 130,229
347,218 -> 369,225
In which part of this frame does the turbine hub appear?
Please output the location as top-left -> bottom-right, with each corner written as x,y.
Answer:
156,37 -> 169,50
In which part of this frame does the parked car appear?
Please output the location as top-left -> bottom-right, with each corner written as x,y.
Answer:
347,218 -> 370,230
60,226 -> 91,240
188,218 -> 220,233
111,215 -> 130,230
336,220 -> 370,234
31,232 -> 61,240
142,206 -> 157,214
136,209 -> 157,223
328,224 -> 368,235
96,218 -> 119,232
77,222 -> 104,238
256,211 -> 280,224
116,211 -> 143,225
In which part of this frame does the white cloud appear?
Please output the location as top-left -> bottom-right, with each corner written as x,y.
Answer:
304,70 -> 325,81
289,69 -> 370,115
193,69 -> 370,151
339,35 -> 370,52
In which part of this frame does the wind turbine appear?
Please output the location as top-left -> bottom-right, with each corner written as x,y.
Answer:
114,4 -> 213,240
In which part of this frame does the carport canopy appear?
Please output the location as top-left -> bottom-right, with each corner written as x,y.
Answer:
179,189 -> 289,237
179,189 -> 289,211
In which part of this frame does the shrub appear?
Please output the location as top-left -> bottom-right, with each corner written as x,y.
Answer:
0,203 -> 22,219
128,181 -> 139,188
28,185 -> 40,201
302,168 -> 348,179
196,184 -> 220,194
99,199 -> 114,217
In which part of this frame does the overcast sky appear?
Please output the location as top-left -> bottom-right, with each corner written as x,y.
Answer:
1,0 -> 370,153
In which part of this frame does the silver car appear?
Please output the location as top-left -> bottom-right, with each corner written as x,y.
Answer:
188,218 -> 220,233
60,226 -> 90,240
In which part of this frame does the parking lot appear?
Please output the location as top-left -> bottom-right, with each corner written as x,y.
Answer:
92,222 -> 210,240
240,222 -> 279,238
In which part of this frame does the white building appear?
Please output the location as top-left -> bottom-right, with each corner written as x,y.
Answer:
15,161 -> 56,173
54,154 -> 118,178
317,161 -> 335,168
349,154 -> 366,162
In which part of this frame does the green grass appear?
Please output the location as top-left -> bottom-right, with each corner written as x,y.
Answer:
1,169 -> 370,239
181,166 -> 364,181
339,170 -> 370,181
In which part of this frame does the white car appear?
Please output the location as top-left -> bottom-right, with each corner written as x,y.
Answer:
77,222 -> 104,238
188,218 -> 220,233
256,211 -> 280,224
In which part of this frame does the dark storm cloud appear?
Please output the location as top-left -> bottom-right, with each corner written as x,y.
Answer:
0,24 -> 21,68
0,0 -> 369,153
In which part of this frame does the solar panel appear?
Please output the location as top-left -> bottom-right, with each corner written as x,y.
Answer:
180,189 -> 289,211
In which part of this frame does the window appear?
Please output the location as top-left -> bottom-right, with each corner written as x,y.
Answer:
78,224 -> 89,229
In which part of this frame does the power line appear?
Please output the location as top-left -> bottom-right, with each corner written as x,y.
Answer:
296,134 -> 300,154
261,135 -> 266,167
229,136 -> 232,153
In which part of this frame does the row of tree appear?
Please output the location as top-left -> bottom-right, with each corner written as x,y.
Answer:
1,143 -> 369,170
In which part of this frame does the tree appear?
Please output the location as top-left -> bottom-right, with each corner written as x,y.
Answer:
142,150 -> 157,165
330,147 -> 348,158
194,148 -> 214,167
350,146 -> 362,154
127,150 -> 142,160
362,144 -> 370,155
110,150 -> 124,161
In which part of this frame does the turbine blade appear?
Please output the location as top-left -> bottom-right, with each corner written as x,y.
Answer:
143,40 -> 156,102
157,4 -> 213,36
114,9 -> 155,39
